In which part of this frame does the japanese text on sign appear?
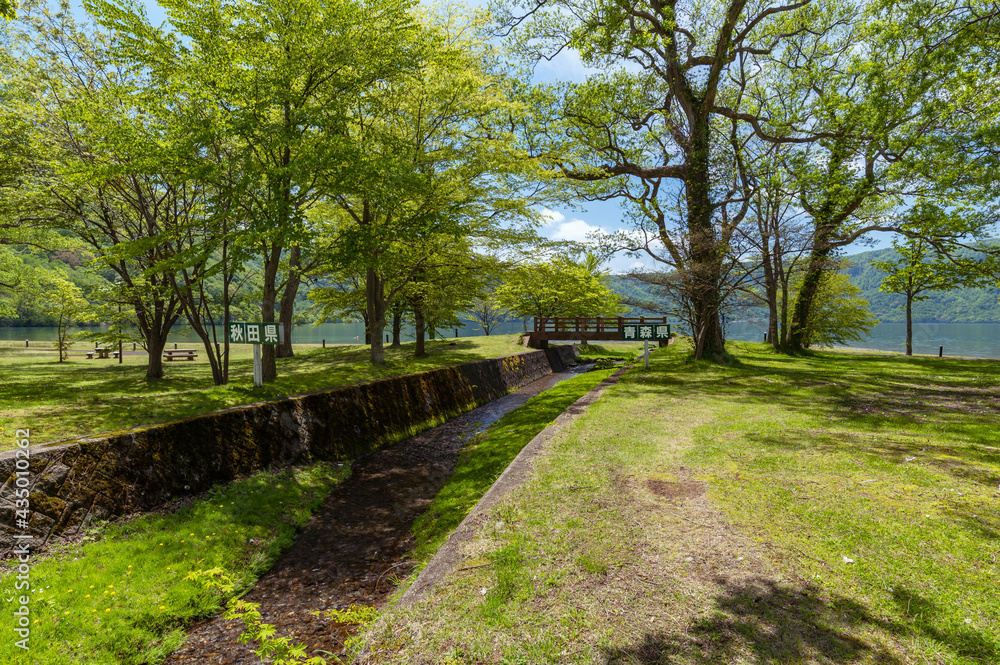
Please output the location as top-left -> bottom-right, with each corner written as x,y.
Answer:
620,323 -> 670,341
228,322 -> 280,345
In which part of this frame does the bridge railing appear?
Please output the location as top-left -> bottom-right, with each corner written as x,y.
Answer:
532,316 -> 667,333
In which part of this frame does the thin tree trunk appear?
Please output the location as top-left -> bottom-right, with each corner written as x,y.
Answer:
57,316 -> 66,362
260,242 -> 281,382
173,274 -> 225,386
391,309 -> 402,347
780,279 -> 790,347
414,304 -> 426,357
905,284 -> 913,357
760,231 -> 780,350
276,244 -> 301,358
366,267 -> 386,364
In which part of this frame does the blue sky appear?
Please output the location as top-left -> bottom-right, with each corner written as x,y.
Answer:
129,0 -> 885,273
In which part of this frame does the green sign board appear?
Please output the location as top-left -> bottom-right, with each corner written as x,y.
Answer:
620,323 -> 671,341
229,322 -> 280,345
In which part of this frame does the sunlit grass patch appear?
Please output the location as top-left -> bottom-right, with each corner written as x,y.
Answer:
409,368 -> 616,567
0,462 -> 348,665
358,342 -> 1000,665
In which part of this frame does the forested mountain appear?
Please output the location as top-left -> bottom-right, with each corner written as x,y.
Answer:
843,245 -> 1000,323
605,242 -> 1000,325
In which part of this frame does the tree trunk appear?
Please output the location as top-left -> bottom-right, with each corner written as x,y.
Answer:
182,303 -> 225,386
276,244 -> 301,358
779,279 -> 790,347
684,124 -> 725,360
365,267 -> 386,364
260,243 -> 281,382
905,286 -> 913,357
146,326 -> 168,379
391,309 -> 402,347
57,317 -> 66,362
787,256 -> 825,350
414,304 -> 426,357
760,230 -> 780,351
787,224 -> 836,351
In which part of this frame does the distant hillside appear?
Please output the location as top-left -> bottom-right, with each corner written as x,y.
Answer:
844,244 -> 1000,323
606,274 -> 676,317
604,244 -> 1000,325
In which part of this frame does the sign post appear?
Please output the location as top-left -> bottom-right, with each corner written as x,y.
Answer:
229,321 -> 281,387
620,323 -> 670,370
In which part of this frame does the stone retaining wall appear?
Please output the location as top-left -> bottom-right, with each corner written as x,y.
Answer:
0,346 -> 578,554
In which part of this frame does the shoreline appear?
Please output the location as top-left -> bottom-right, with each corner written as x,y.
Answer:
815,344 -> 1000,362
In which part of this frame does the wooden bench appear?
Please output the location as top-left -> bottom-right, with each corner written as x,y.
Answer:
86,348 -> 121,359
163,349 -> 198,361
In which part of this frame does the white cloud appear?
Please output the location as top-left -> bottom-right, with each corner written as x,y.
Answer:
539,208 -> 565,226
551,218 -> 609,243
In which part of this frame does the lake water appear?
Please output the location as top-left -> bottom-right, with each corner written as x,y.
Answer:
0,317 -> 529,347
724,321 -> 1000,359
4,320 -> 998,358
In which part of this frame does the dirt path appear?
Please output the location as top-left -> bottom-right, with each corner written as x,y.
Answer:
163,368 -> 590,664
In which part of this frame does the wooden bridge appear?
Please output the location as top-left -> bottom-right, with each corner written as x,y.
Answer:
524,316 -> 669,348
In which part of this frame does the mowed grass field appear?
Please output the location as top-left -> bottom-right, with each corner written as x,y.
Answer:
0,336 -> 533,449
0,351 -> 630,665
359,341 -> 1000,665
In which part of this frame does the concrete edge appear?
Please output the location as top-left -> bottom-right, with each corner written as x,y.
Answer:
395,364 -> 631,608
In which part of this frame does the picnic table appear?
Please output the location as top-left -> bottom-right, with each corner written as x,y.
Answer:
163,349 -> 198,361
86,348 -> 119,359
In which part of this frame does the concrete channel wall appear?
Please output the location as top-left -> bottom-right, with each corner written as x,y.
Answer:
0,346 -> 578,554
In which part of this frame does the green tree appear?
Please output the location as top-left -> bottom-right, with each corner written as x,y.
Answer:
778,1 -> 1000,350
872,203 -> 997,355
873,239 -> 961,356
318,7 -> 544,364
494,255 -> 622,320
469,295 -> 509,336
43,272 -> 87,362
307,268 -> 370,341
406,250 -> 486,357
87,0 -> 423,380
12,3 -> 193,378
794,269 -> 879,349
501,0 -> 844,360
0,42 -> 80,311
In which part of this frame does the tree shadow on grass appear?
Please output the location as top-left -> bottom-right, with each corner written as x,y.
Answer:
744,427 -> 1000,492
890,588 -> 999,662
630,350 -> 1000,484
604,576 -> 905,664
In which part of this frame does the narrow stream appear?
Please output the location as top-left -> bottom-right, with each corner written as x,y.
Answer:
163,365 -> 594,664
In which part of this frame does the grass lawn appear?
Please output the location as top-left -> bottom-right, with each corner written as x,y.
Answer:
0,462 -> 349,665
358,340 -> 1000,665
409,367 -> 619,569
0,347 -> 633,665
0,335 -> 531,449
